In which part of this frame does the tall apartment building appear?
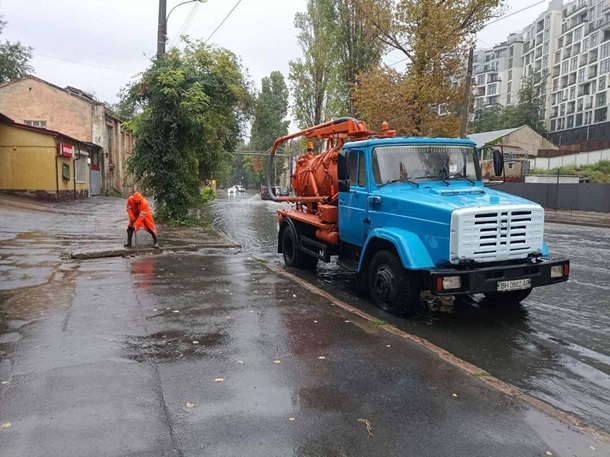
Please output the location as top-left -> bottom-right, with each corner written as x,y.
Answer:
473,33 -> 525,108
477,0 -> 610,145
549,0 -> 610,144
521,0 -> 564,132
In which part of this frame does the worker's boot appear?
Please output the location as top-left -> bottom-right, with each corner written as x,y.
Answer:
152,233 -> 160,249
124,227 -> 134,248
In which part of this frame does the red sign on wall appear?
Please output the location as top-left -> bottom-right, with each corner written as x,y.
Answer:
58,142 -> 74,157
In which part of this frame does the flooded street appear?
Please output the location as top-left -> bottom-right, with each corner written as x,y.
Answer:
208,190 -> 610,432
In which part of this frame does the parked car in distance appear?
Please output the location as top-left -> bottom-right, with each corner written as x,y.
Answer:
227,186 -> 236,194
261,186 -> 289,200
237,185 -> 246,193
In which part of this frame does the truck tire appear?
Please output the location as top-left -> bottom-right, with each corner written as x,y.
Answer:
281,223 -> 318,270
484,288 -> 532,305
368,250 -> 421,316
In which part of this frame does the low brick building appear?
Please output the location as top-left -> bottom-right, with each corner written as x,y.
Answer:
0,76 -> 134,196
0,113 -> 100,200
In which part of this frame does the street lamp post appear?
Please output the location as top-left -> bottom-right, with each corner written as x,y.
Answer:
157,0 -> 207,56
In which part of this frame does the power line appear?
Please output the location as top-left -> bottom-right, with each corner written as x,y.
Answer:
170,1 -> 199,48
32,52 -> 138,74
486,0 -> 547,26
205,0 -> 243,43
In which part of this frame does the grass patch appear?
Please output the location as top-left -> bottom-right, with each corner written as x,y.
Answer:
369,319 -> 387,327
255,258 -> 268,264
158,215 -> 210,227
475,370 -> 492,377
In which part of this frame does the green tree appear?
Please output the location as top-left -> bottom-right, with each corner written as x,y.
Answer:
249,71 -> 290,185
332,0 -> 384,116
504,71 -> 548,135
289,0 -> 342,128
0,17 -> 33,84
122,41 -> 252,220
470,104 -> 504,133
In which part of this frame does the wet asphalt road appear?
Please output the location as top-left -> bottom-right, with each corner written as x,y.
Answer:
0,194 -> 609,456
209,191 -> 610,433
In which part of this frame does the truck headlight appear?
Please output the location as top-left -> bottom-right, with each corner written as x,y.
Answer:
551,264 -> 567,278
442,276 -> 462,290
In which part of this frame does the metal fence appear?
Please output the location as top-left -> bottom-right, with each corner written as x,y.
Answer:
531,149 -> 610,170
499,182 -> 610,213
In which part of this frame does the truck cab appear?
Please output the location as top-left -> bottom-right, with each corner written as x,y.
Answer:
272,122 -> 569,317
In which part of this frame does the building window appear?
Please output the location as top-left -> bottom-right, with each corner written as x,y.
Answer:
509,57 -> 513,68
24,120 -> 47,128
584,38 -> 589,52
488,84 -> 497,95
599,76 -> 607,90
592,32 -> 598,47
508,69 -> 512,80
477,75 -> 485,85
75,155 -> 88,184
600,58 -> 610,75
575,27 -> 582,41
509,46 -> 514,57
507,94 -> 512,104
596,92 -> 607,107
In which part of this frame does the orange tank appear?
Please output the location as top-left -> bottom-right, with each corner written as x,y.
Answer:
291,146 -> 341,200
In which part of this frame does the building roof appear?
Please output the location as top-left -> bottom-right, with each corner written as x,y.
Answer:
0,111 -> 100,150
467,127 -> 523,148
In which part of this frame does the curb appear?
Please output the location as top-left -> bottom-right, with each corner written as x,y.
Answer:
263,261 -> 610,444
65,243 -> 241,260
546,217 -> 610,229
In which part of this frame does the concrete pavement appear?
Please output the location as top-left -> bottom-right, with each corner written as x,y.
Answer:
0,195 -> 609,456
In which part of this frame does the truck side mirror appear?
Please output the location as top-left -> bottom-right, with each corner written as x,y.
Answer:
337,150 -> 350,192
492,149 -> 504,176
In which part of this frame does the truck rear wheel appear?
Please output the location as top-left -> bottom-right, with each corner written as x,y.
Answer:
281,223 -> 318,270
484,288 -> 532,305
368,250 -> 421,317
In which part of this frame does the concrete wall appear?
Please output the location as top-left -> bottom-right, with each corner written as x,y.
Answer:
0,77 -> 93,142
500,182 -> 610,212
532,149 -> 610,169
0,124 -> 88,200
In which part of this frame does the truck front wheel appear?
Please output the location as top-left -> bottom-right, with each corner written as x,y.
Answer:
368,250 -> 422,317
484,288 -> 532,305
281,223 -> 318,270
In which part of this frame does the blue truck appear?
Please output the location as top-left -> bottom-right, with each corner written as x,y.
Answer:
267,118 -> 570,316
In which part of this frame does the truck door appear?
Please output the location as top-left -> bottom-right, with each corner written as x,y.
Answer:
338,150 -> 368,247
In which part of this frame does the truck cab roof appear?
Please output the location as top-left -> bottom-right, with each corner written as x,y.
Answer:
343,137 -> 477,149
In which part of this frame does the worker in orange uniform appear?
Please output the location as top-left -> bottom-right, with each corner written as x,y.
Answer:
125,192 -> 159,249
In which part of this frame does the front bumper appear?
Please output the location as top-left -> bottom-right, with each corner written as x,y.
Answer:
429,257 -> 570,296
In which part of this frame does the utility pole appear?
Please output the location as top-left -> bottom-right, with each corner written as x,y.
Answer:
157,0 -> 167,57
460,47 -> 474,138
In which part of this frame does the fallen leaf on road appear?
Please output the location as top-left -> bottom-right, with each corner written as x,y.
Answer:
288,417 -> 295,421
314,320 -> 318,323
292,294 -> 297,298
1,381 -> 8,385
173,310 -> 180,313
546,451 -> 552,456
192,341 -> 199,344
0,423 -> 11,429
274,360 -> 281,364
318,356 -> 326,360
237,360 -> 245,364
186,403 -> 194,408
215,378 -> 225,383
590,446 -> 596,451
358,418 -> 373,438
153,308 -> 158,311
386,345 -> 391,348
345,320 -> 350,323
166,308 -> 171,310
452,393 -> 458,397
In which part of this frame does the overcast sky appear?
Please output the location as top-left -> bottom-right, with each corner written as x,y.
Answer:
1,0 -> 549,108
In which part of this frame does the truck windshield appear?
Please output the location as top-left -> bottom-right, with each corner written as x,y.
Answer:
372,145 -> 480,185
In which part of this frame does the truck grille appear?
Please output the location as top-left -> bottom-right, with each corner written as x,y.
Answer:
449,204 -> 544,264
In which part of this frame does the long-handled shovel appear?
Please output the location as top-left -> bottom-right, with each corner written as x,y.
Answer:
134,229 -> 139,255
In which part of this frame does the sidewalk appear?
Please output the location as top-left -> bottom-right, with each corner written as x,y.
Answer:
0,194 -> 239,259
545,208 -> 610,228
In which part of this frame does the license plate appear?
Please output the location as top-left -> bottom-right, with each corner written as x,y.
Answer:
497,278 -> 531,292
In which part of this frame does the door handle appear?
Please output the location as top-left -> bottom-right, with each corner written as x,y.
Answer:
339,199 -> 345,204
363,218 -> 370,224
367,195 -> 382,204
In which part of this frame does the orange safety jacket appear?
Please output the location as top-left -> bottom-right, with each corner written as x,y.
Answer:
127,195 -> 157,236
